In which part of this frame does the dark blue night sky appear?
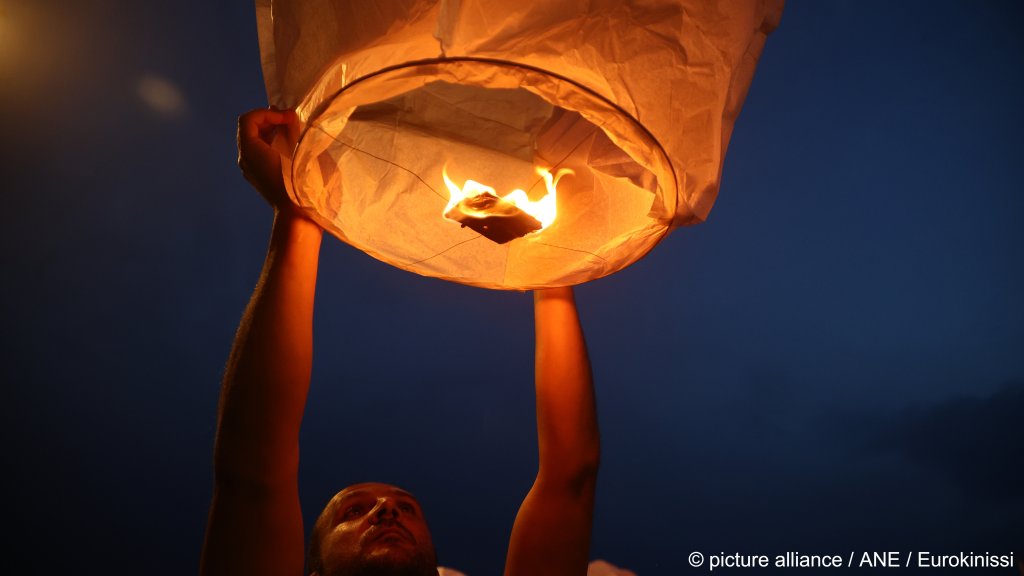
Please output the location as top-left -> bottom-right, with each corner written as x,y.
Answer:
1,1 -> 1021,574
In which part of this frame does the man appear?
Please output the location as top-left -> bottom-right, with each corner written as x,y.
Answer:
200,108 -> 601,576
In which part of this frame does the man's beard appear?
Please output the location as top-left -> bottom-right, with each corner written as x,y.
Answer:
324,547 -> 438,576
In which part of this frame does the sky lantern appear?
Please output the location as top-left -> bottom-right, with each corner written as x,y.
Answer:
257,0 -> 784,289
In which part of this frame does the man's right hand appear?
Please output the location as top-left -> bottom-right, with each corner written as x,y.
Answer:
237,108 -> 302,216
202,109 -> 321,576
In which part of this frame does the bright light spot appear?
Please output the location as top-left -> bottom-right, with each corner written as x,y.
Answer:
0,7 -> 15,71
137,73 -> 187,117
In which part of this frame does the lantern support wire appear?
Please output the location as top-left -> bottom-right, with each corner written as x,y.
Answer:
527,121 -> 593,194
312,124 -> 449,203
528,241 -> 608,262
309,111 -> 612,277
401,234 -> 485,268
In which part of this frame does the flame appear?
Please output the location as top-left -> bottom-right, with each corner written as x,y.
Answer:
443,165 -> 572,232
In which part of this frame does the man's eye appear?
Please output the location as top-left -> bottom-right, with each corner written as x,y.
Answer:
343,505 -> 364,519
399,503 -> 416,515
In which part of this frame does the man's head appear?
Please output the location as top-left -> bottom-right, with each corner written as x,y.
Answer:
308,482 -> 437,576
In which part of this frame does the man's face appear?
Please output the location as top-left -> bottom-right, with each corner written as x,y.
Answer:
314,483 -> 437,576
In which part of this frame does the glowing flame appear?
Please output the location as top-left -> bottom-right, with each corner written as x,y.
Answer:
443,165 -> 572,232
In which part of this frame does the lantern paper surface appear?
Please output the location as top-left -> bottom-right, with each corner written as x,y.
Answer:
257,0 -> 783,289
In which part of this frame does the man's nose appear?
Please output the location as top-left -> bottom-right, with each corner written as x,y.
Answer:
367,498 -> 399,524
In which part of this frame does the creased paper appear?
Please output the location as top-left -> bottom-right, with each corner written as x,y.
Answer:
258,0 -> 783,289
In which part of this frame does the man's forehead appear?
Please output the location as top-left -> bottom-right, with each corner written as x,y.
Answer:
333,483 -> 417,503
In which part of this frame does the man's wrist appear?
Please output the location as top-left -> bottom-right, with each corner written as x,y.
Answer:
271,208 -> 323,246
535,286 -> 575,303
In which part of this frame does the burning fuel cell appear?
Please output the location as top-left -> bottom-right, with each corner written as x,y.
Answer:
442,166 -> 572,244
444,193 -> 542,244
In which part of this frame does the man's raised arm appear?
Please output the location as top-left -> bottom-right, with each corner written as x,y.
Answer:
505,286 -> 600,576
201,109 -> 321,576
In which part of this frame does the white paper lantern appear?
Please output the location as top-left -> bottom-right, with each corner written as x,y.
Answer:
257,0 -> 783,289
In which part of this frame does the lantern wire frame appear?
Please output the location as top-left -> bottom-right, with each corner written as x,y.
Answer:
288,57 -> 678,290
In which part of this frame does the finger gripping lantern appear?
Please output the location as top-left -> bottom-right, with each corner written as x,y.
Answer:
257,0 -> 783,289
